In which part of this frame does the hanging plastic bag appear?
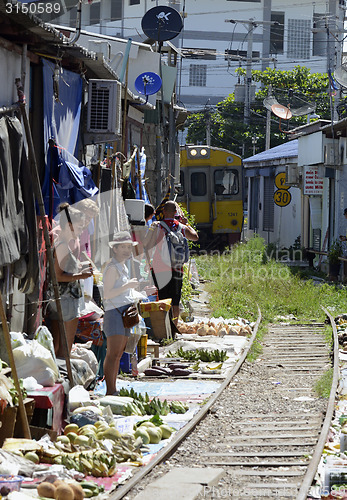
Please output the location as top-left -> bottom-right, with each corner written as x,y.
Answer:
34,325 -> 57,365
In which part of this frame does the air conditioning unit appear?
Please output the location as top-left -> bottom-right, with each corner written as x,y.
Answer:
86,79 -> 122,135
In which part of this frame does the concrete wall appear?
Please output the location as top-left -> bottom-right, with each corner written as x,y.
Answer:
245,167 -> 302,249
0,47 -> 30,107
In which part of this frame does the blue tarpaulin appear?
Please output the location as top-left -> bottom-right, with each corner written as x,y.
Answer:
41,59 -> 98,216
42,59 -> 82,156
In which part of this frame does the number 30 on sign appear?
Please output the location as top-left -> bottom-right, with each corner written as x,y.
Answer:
274,189 -> 291,207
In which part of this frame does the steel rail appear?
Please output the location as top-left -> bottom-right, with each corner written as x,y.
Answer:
109,307 -> 262,500
296,308 -> 339,500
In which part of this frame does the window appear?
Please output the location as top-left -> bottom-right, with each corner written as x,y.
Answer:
214,169 -> 239,195
189,64 -> 207,87
227,0 -> 260,2
89,2 -> 100,25
288,19 -> 311,59
191,172 -> 207,196
129,0 -> 140,4
313,14 -> 326,56
182,48 -> 217,60
177,171 -> 185,196
270,12 -> 284,54
263,177 -> 274,231
111,0 -> 122,21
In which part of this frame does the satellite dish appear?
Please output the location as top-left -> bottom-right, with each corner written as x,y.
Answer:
271,103 -> 292,120
141,6 -> 183,42
134,72 -> 162,96
264,89 -> 316,117
334,64 -> 347,89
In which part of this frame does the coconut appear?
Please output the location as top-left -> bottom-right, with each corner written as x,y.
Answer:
197,325 -> 209,336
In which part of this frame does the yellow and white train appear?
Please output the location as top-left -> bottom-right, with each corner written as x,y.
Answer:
177,145 -> 244,248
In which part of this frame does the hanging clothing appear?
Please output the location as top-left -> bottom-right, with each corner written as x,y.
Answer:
0,116 -> 27,267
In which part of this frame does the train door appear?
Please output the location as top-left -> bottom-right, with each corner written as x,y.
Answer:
211,167 -> 243,237
187,167 -> 211,226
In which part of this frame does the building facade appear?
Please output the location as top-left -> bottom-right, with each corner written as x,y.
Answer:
53,0 -> 345,111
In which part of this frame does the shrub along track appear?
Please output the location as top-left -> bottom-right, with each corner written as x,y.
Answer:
112,311 -> 338,500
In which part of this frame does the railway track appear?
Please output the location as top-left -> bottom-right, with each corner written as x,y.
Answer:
111,311 -> 339,500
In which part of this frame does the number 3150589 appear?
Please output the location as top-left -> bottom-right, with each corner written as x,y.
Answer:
6,2 -> 61,15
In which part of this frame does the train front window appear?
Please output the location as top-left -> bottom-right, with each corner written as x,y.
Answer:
191,172 -> 207,196
214,169 -> 239,195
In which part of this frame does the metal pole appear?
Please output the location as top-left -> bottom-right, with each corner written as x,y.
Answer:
265,85 -> 272,150
244,20 -> 254,125
169,104 -> 176,193
156,131 -> 162,206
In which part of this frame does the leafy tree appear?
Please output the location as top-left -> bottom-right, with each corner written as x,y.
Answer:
186,66 -> 333,158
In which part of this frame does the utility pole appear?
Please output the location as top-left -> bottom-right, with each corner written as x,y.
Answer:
244,20 -> 254,125
225,18 -> 279,127
205,99 -> 211,146
265,84 -> 273,150
312,1 -> 346,122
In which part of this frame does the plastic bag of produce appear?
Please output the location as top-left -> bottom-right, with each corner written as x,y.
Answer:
70,345 -> 98,376
34,325 -> 57,365
13,340 -> 59,387
68,385 -> 91,412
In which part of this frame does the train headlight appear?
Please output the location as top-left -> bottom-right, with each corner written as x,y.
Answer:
187,146 -> 210,159
231,219 -> 238,226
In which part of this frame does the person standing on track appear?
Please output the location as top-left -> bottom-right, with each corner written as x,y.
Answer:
102,231 -> 139,395
147,201 -> 198,325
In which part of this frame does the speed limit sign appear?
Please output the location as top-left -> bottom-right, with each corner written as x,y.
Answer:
274,189 -> 291,207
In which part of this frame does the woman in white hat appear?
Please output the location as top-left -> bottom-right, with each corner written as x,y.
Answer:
103,231 -> 139,395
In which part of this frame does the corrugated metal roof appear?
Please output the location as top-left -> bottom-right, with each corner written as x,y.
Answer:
243,139 -> 298,165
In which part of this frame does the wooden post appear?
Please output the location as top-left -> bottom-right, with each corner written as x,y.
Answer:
15,79 -> 74,386
0,293 -> 31,439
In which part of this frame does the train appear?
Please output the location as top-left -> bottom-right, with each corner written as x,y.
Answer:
177,145 -> 244,249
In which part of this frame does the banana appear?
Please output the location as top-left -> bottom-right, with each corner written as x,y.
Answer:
82,488 -> 94,498
80,456 -> 93,472
108,465 -> 117,476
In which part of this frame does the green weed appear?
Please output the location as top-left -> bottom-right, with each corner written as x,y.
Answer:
314,368 -> 333,398
195,236 -> 347,325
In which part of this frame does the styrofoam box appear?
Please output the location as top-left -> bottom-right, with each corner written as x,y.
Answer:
322,457 -> 347,495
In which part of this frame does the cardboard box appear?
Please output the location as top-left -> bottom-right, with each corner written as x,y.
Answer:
149,310 -> 172,340
29,425 -> 57,441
